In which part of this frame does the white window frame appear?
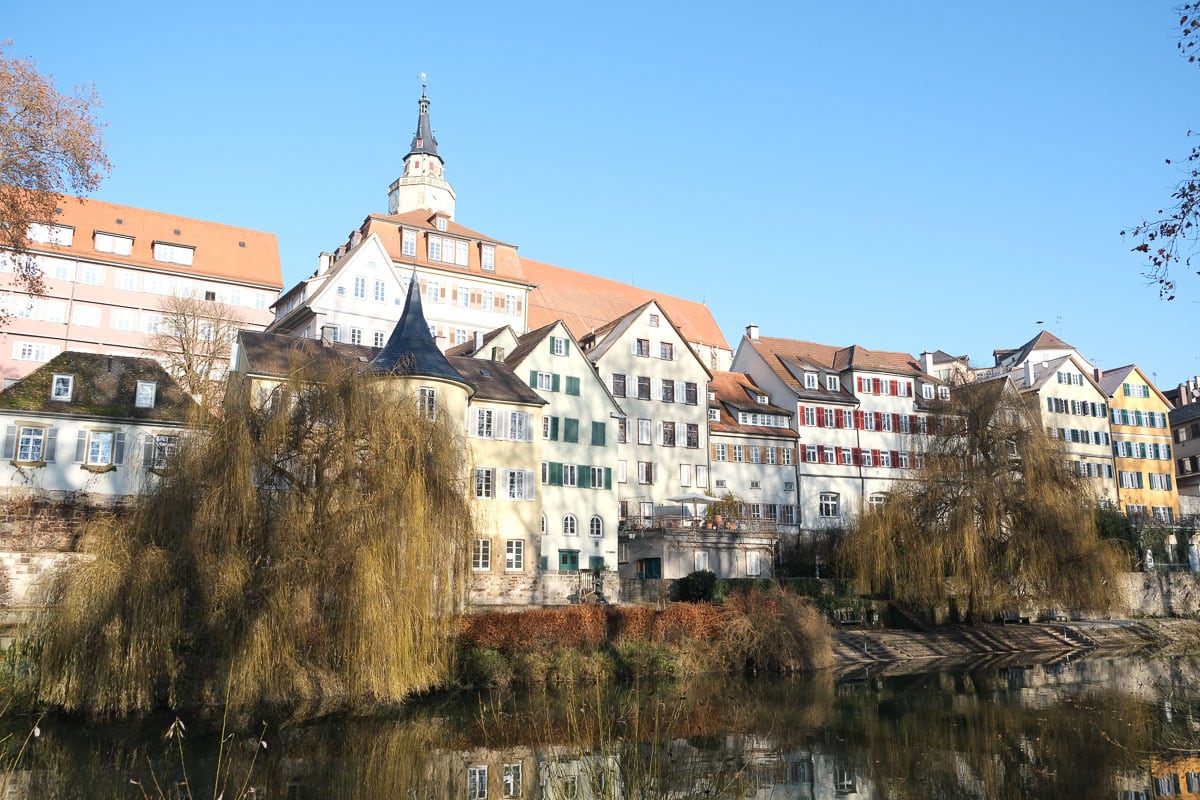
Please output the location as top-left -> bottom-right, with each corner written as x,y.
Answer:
135,381 -> 157,409
51,374 -> 73,402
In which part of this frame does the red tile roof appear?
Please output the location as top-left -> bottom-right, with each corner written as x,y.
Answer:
748,336 -> 928,394
520,258 -> 729,352
18,193 -> 282,289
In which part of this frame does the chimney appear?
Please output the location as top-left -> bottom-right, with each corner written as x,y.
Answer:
473,331 -> 484,352
920,351 -> 935,374
490,346 -> 505,361
1094,367 -> 1102,383
745,324 -> 759,341
1024,360 -> 1035,386
350,229 -> 363,248
317,252 -> 331,275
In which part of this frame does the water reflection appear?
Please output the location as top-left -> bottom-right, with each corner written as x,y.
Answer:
6,655 -> 1200,798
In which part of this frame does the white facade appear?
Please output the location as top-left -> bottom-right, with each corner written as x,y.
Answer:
582,302 -> 712,523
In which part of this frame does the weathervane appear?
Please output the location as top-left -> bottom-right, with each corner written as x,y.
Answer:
420,72 -> 428,91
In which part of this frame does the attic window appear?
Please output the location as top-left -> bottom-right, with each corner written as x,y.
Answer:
756,394 -> 768,404
153,242 -> 195,266
804,372 -> 818,390
436,217 -> 448,232
27,223 -> 74,246
51,374 -> 74,402
135,381 -> 157,409
826,374 -> 840,391
481,244 -> 495,272
938,386 -> 950,400
922,384 -> 935,400
648,314 -> 660,328
94,231 -> 133,255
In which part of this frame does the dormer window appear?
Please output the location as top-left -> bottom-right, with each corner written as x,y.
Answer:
51,374 -> 73,402
435,217 -> 448,232
804,372 -> 818,390
153,242 -> 194,266
756,394 -> 768,404
481,244 -> 495,272
826,374 -> 840,391
401,229 -> 417,257
938,386 -> 950,400
428,236 -> 468,266
135,381 -> 157,409
94,231 -> 133,255
922,384 -> 935,400
708,408 -> 720,422
27,223 -> 74,246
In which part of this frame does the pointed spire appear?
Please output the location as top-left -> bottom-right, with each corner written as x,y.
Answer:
408,73 -> 440,160
366,272 -> 465,384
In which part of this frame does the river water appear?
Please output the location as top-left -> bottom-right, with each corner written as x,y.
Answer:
4,652 -> 1199,798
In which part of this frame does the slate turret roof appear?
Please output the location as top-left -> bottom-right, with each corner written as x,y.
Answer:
365,274 -> 469,386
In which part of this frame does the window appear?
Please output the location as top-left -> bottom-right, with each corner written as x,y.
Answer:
503,763 -> 522,797
475,409 -> 494,438
454,329 -> 468,346
709,407 -> 720,422
823,447 -> 835,464
13,342 -> 54,363
660,342 -> 674,360
428,237 -> 441,262
618,460 -> 628,483
481,290 -> 493,312
475,468 -> 494,499
733,445 -> 745,462
27,223 -> 74,245
616,418 -> 627,443
938,386 -> 950,400
563,465 -> 578,487
559,550 -> 580,571
842,409 -> 854,428
457,285 -> 470,308
590,466 -> 605,488
782,447 -> 793,465
634,338 -> 650,357
51,374 -> 73,402
144,434 -> 178,469
425,280 -> 440,304
589,516 -> 603,537
804,445 -> 817,463
826,374 -> 840,391
152,242 -> 194,266
648,313 -> 659,327
591,421 -> 606,446
684,382 -> 698,405
922,384 -> 935,399
505,294 -> 517,315
135,381 -> 157,409
76,430 -> 124,467
637,376 -> 651,400
638,461 -> 654,484
535,372 -> 554,391
472,540 -> 491,571
638,419 -> 652,445
804,407 -> 816,426
417,386 -> 437,419
662,422 -> 676,446
371,279 -> 385,303
749,445 -> 761,463
565,376 -> 580,396
94,231 -> 132,255
505,540 -> 524,571
506,470 -> 532,500
8,425 -> 54,463
661,380 -> 675,403
747,551 -> 761,577
563,418 -> 579,443
686,423 -> 699,448
819,492 -> 840,517
551,336 -> 568,356
481,244 -> 496,271
714,443 -> 727,461
374,331 -> 386,347
611,373 -> 627,397
401,229 -> 417,256
696,464 -> 708,488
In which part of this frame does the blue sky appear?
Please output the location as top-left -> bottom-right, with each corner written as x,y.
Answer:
6,2 -> 1198,388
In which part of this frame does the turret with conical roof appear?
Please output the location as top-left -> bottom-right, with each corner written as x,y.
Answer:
388,77 -> 457,218
367,272 -> 469,386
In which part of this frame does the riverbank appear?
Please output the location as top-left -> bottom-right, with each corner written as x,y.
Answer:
832,617 -> 1200,676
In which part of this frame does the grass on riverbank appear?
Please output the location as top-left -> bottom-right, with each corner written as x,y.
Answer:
456,587 -> 833,688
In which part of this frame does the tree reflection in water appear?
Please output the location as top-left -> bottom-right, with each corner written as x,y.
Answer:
5,655 -> 1200,798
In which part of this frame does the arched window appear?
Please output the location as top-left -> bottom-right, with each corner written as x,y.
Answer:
563,514 -> 578,536
589,516 -> 603,538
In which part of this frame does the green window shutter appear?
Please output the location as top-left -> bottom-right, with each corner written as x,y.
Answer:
549,338 -> 556,355
550,416 -> 560,440
552,374 -> 561,392
579,466 -> 591,489
591,421 -> 606,446
564,340 -> 570,357
1137,472 -> 1144,489
589,556 -> 605,571
564,418 -> 579,443
539,556 -> 548,571
550,462 -> 563,486
605,467 -> 612,490
1167,474 -> 1173,491
566,376 -> 580,396
529,370 -> 538,388
1123,383 -> 1131,396
1,426 -> 15,460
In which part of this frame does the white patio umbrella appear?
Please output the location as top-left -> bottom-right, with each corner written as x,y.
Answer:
667,491 -> 718,519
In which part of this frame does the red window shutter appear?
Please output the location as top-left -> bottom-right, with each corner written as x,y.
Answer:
890,380 -> 899,395
910,414 -> 918,431
835,411 -> 843,429
873,378 -> 882,394
892,413 -> 901,430
906,381 -> 913,396
875,412 -> 883,429
817,445 -> 825,460
857,377 -> 864,392
891,450 -> 900,466
854,410 -> 864,429
799,444 -> 807,460
852,448 -> 862,466
872,449 -> 881,464
798,405 -> 805,426
816,410 -> 824,428
834,446 -> 842,462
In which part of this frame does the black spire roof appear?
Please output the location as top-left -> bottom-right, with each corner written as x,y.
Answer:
365,273 -> 465,385
408,85 -> 440,160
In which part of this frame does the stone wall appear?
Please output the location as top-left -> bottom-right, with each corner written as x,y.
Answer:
1120,571 -> 1200,617
469,570 -> 618,608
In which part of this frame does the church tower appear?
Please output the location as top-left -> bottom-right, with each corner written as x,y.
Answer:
387,77 -> 457,218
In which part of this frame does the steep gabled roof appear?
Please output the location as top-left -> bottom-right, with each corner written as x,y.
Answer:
366,274 -> 468,386
1011,353 -> 1103,395
994,330 -> 1078,368
446,356 -> 545,406
0,353 -> 196,422
521,257 -> 729,352
1098,364 -> 1172,406
579,300 -> 714,380
506,321 -> 559,366
744,335 -> 925,402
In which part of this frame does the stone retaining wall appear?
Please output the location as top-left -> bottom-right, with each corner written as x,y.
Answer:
1120,571 -> 1200,617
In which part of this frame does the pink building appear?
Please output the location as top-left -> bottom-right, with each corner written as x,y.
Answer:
0,193 -> 283,385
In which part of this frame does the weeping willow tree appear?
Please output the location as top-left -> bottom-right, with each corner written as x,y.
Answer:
839,377 -> 1126,623
34,358 -> 475,717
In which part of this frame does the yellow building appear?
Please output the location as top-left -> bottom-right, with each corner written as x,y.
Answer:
1099,365 -> 1180,522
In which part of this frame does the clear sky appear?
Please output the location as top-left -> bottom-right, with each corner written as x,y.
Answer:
6,2 -> 1198,389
